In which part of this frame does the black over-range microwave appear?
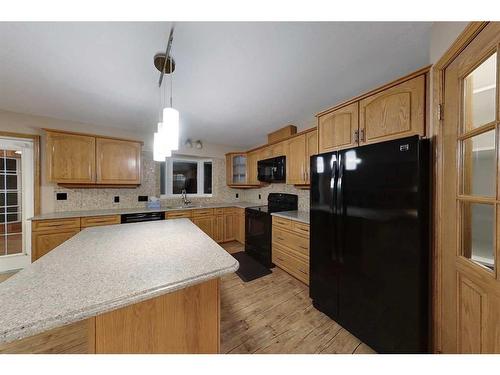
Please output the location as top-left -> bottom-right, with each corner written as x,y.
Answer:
257,156 -> 286,183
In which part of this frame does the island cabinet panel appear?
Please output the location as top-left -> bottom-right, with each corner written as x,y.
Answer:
95,138 -> 142,185
0,318 -> 96,354
95,278 -> 220,354
318,102 -> 359,154
358,75 -> 425,145
46,132 -> 96,183
81,215 -> 121,228
223,208 -> 238,242
165,210 -> 192,219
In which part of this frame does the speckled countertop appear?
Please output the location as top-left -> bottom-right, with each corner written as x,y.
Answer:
29,201 -> 259,221
0,219 -> 239,345
271,210 -> 310,224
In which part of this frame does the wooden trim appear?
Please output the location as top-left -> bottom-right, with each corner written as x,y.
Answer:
245,126 -> 317,154
42,128 -> 144,145
432,21 -> 490,354
0,131 -> 41,216
57,183 -> 140,188
315,65 -> 432,117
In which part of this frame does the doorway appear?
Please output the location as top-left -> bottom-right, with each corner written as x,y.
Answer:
438,22 -> 500,353
0,137 -> 34,273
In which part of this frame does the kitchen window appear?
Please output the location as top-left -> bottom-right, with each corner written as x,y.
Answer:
160,158 -> 213,197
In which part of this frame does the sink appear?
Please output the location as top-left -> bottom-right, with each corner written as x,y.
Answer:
165,204 -> 199,209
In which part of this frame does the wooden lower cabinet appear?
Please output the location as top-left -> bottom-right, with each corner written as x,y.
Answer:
213,215 -> 224,243
32,218 -> 81,262
236,208 -> 245,244
224,211 -> 237,242
192,216 -> 215,238
272,216 -> 310,285
0,279 -> 220,354
81,215 -> 121,228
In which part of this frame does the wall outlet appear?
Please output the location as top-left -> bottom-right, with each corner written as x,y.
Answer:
138,195 -> 148,202
114,196 -> 120,203
258,194 -> 261,200
235,193 -> 239,199
56,192 -> 67,201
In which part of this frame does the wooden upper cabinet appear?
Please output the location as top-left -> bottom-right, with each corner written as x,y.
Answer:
305,130 -> 318,184
359,75 -> 425,145
318,102 -> 359,153
270,141 -> 286,157
46,131 -> 96,183
246,150 -> 260,185
286,134 -> 307,185
96,138 -> 141,185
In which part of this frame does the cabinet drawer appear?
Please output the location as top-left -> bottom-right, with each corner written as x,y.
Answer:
215,208 -> 225,216
81,215 -> 121,228
291,221 -> 309,237
32,218 -> 81,232
192,208 -> 214,218
272,245 -> 309,285
165,210 -> 192,219
272,227 -> 309,259
272,216 -> 291,230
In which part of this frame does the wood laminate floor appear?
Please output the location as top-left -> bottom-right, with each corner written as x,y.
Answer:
220,241 -> 375,354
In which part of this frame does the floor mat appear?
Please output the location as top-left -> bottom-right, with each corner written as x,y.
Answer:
231,251 -> 272,282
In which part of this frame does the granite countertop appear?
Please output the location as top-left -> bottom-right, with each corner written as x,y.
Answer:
0,219 -> 239,345
30,201 -> 259,221
271,210 -> 310,224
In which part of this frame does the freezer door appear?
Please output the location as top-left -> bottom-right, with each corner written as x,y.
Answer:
310,152 -> 340,317
337,136 -> 429,353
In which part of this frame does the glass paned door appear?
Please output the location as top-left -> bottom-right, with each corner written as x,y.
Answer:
459,52 -> 498,273
0,138 -> 34,273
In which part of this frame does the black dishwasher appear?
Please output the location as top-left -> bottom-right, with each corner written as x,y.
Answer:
121,211 -> 165,224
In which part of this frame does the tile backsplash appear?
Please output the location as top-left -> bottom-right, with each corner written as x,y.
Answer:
53,152 -> 310,212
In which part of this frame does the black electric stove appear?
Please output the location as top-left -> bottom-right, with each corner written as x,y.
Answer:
245,193 -> 298,267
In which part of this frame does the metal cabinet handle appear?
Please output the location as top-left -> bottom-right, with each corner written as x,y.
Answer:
298,269 -> 307,274
299,245 -> 308,250
354,130 -> 359,143
360,129 -> 365,142
277,236 -> 285,241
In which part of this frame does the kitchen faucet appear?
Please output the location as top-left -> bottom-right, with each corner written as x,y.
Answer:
181,189 -> 191,205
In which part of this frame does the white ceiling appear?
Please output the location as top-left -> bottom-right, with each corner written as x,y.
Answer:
0,22 -> 431,148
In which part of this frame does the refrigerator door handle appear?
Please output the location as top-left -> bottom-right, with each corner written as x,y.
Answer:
336,153 -> 344,263
331,154 -> 338,261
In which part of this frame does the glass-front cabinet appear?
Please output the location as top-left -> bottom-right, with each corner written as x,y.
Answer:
226,153 -> 247,186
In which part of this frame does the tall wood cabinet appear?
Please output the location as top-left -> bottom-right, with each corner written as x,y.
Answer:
46,130 -> 142,186
305,130 -> 318,184
286,134 -> 307,185
317,69 -> 428,154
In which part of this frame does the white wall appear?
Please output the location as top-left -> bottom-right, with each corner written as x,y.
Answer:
0,109 -> 244,213
429,22 -> 469,64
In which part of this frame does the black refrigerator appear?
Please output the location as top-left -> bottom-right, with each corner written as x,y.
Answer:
310,135 -> 430,353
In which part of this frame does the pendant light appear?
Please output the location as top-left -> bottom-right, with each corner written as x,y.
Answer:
153,26 -> 178,161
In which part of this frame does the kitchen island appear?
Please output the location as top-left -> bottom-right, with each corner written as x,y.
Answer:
0,219 -> 239,354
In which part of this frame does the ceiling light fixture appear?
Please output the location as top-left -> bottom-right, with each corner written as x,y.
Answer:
153,25 -> 179,162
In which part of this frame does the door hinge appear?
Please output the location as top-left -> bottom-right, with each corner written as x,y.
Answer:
438,104 -> 444,121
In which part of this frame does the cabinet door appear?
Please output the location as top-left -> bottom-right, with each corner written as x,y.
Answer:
46,132 -> 96,183
224,213 -> 237,242
318,102 -> 359,153
246,151 -> 260,185
305,130 -> 318,184
260,146 -> 272,160
271,141 -> 285,157
96,138 -> 141,184
192,217 -> 214,239
236,209 -> 245,244
359,75 -> 425,145
213,215 -> 224,243
226,153 -> 247,185
286,134 -> 307,185
32,229 -> 80,261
